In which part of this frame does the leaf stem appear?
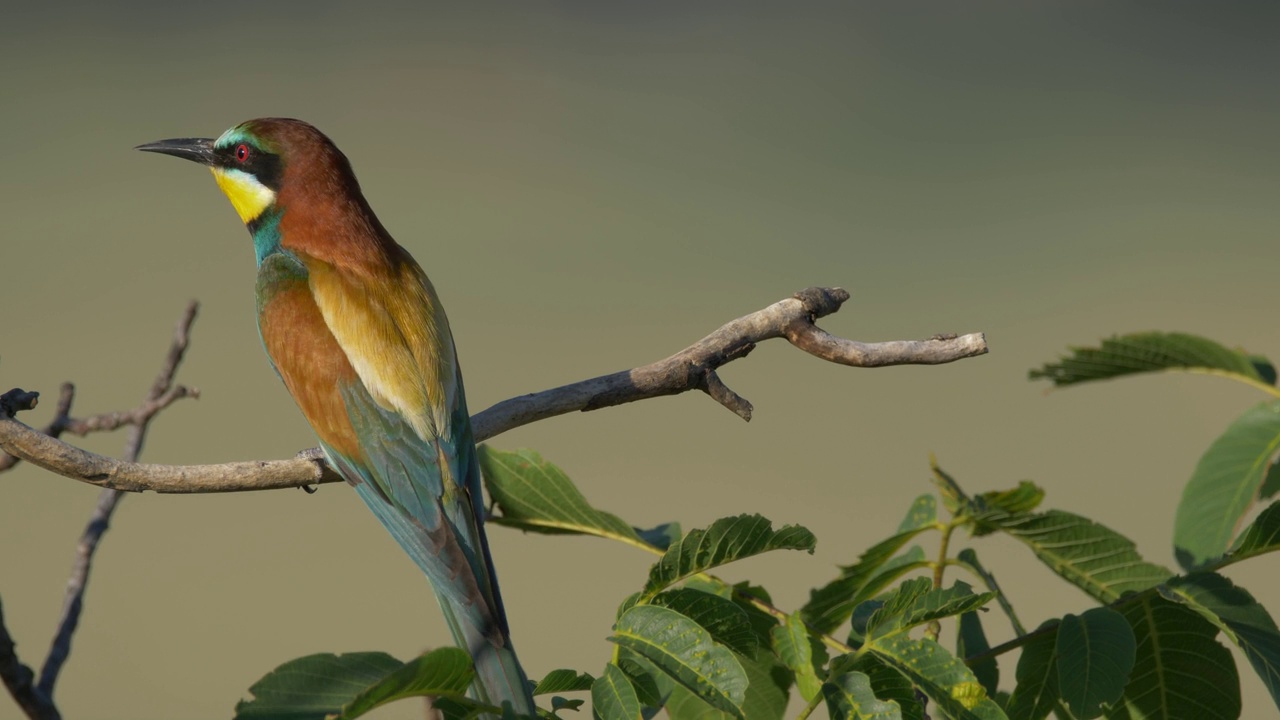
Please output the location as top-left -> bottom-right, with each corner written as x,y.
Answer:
793,682 -> 826,720
924,521 -> 958,642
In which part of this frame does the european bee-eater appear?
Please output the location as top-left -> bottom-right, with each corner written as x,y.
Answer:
137,118 -> 534,715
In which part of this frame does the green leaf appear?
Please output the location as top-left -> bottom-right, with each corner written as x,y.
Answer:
958,610 -> 998,697
1261,459 -> 1280,500
1174,401 -> 1280,570
535,669 -> 595,695
1029,331 -> 1275,391
770,612 -> 821,701
1161,573 -> 1280,711
856,658 -> 923,720
803,524 -> 932,634
822,672 -> 902,720
898,494 -> 938,532
664,650 -> 790,720
593,664 -> 642,720
553,696 -> 585,713
636,522 -> 682,551
479,446 -> 652,551
233,649 -> 475,720
1055,608 -> 1135,719
1106,595 -> 1240,720
615,649 -> 672,708
1005,621 -> 1060,720
642,514 -> 815,597
956,548 -> 1026,636
863,636 -> 1006,720
234,652 -> 402,720
978,510 -> 1172,603
610,605 -> 748,719
1221,500 -> 1280,567
652,588 -> 759,657
973,481 -> 1045,521
867,578 -> 995,636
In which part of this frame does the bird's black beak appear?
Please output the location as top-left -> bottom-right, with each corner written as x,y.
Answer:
135,137 -> 217,166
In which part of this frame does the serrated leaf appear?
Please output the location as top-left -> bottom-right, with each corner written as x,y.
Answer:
974,481 -> 1045,520
593,663 -> 642,720
553,696 -> 585,712
898,494 -> 938,532
727,582 -> 781,652
234,652 -> 403,720
635,522 -> 682,551
859,658 -> 923,720
1055,608 -> 1135,719
930,461 -> 969,515
615,649 -> 671,708
652,588 -> 759,657
1174,401 -> 1280,570
956,548 -> 1026,636
958,611 -> 998,697
479,446 -> 651,550
864,636 -> 1006,720
868,578 -> 995,637
642,514 -> 815,597
1161,573 -> 1280,710
978,510 -> 1172,603
1029,332 -> 1274,390
1105,595 -> 1240,720
771,612 -> 821,701
1221,500 -> 1280,567
803,524 -> 932,634
233,649 -> 476,720
823,672 -> 902,720
535,669 -> 595,695
664,649 -> 790,720
1005,621 -> 1060,720
610,605 -> 747,719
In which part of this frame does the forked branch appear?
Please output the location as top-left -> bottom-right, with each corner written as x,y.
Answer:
0,287 -> 987,494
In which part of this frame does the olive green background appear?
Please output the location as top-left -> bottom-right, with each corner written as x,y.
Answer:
3,3 -> 1278,718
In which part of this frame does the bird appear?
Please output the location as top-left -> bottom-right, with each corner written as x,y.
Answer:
136,118 -> 535,716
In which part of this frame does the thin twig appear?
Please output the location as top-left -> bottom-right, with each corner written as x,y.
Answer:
34,301 -> 200,701
0,288 -> 987,495
0,598 -> 58,720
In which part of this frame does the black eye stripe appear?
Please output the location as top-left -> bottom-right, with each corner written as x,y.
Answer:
216,144 -> 284,192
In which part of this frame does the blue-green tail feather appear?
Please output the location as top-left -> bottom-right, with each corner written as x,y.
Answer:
323,381 -> 534,716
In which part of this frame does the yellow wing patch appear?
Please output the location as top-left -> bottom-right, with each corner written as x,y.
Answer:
211,167 -> 275,224
305,258 -> 456,442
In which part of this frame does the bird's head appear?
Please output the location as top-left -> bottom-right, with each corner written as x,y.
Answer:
137,118 -> 356,228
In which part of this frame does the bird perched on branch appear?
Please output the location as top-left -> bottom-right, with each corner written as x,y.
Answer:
137,118 -> 534,715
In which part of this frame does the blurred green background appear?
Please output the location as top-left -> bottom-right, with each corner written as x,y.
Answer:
3,2 -> 1278,718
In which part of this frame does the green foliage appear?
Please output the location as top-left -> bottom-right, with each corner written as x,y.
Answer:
592,664 -> 642,720
1160,573 -> 1280,707
822,672 -> 902,720
967,508 -> 1172,603
230,328 -> 1280,720
1174,401 -> 1280,569
642,514 -> 816,598
233,649 -> 476,720
611,605 -> 748,719
770,613 -> 821,701
1110,596 -> 1241,720
535,669 -> 596,695
1055,608 -> 1135,719
1028,331 -> 1274,389
957,610 -> 998,697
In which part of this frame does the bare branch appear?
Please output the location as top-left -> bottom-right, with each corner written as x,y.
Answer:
0,287 -> 987,495
0,598 -> 59,720
31,301 -> 200,702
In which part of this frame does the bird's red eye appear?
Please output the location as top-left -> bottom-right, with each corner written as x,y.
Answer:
235,144 -> 250,162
